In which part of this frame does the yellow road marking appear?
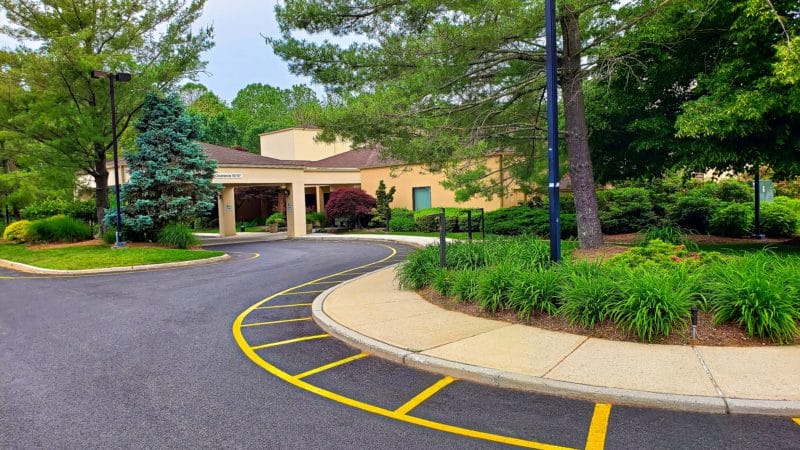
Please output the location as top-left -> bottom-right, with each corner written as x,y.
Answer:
278,290 -> 325,295
793,417 -> 800,427
250,334 -> 329,350
241,317 -> 312,328
233,243 -> 574,450
0,251 -> 260,280
254,303 -> 312,309
395,376 -> 455,416
305,281 -> 341,285
294,353 -> 368,380
584,403 -> 612,450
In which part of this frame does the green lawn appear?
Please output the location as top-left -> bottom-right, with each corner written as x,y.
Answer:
696,242 -> 800,256
0,244 -> 225,270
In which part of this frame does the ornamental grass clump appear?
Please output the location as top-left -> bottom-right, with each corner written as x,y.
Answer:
450,268 -> 481,302
611,267 -> 695,342
397,245 -> 439,290
475,262 -> 516,312
157,223 -> 200,249
483,236 -> 551,270
708,252 -> 800,343
507,267 -> 561,319
558,261 -> 620,328
445,241 -> 488,270
27,216 -> 92,243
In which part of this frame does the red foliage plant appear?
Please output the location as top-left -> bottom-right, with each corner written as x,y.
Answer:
324,188 -> 377,228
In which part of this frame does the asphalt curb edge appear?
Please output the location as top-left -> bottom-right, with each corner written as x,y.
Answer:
312,263 -> 800,417
0,253 -> 230,275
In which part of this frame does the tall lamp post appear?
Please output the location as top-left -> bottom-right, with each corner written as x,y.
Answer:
545,0 -> 561,262
91,70 -> 131,248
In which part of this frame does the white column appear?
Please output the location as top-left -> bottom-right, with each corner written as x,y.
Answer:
218,186 -> 236,237
315,186 -> 324,212
286,181 -> 307,237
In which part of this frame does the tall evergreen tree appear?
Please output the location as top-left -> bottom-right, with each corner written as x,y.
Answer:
118,94 -> 217,236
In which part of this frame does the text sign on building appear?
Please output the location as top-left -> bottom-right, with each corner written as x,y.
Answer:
214,173 -> 243,180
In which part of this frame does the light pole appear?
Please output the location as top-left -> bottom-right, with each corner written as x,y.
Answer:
91,70 -> 131,248
545,0 -> 561,262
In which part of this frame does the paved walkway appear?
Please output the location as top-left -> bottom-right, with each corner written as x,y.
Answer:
305,235 -> 800,416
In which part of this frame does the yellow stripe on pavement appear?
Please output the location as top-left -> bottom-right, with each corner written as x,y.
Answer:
279,290 -> 325,295
254,303 -> 312,310
793,417 -> 800,427
585,403 -> 612,450
240,317 -> 312,328
250,334 -> 329,350
395,376 -> 455,416
294,353 -> 368,380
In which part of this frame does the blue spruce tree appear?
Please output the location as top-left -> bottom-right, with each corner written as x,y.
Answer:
119,93 -> 218,236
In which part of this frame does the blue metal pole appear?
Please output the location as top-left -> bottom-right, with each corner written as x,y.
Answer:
545,0 -> 561,262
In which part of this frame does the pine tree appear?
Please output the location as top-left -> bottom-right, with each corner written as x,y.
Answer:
373,180 -> 396,230
117,94 -> 218,237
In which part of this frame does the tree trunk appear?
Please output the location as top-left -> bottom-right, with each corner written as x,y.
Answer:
560,4 -> 604,249
94,147 -> 109,236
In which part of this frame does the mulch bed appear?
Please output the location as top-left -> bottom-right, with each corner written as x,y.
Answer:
418,288 -> 799,347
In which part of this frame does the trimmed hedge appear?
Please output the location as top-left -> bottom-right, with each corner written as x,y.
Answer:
669,194 -> 718,234
760,203 -> 798,237
3,220 -> 31,242
597,187 -> 657,234
709,203 -> 753,237
27,216 -> 92,243
485,206 -> 577,238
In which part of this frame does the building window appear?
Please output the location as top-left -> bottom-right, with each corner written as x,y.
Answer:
412,186 -> 431,211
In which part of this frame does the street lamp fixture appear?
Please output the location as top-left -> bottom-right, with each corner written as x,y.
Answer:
91,70 -> 131,248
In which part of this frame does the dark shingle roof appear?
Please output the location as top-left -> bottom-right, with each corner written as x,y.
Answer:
305,147 -> 402,169
199,142 -> 302,167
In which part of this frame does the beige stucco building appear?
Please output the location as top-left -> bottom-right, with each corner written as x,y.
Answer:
98,127 -> 525,237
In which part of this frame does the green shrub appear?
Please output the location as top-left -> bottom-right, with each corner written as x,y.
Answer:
773,196 -> 800,219
27,216 -> 92,243
391,208 -> 414,219
21,198 -> 96,223
3,220 -> 31,242
597,187 -> 657,234
0,223 -> 5,238
413,207 -> 461,232
157,223 -> 200,249
637,225 -> 694,248
306,211 -> 326,225
388,216 -> 416,232
397,245 -> 440,290
102,229 -> 117,244
716,179 -> 753,203
558,261 -> 620,328
265,212 -> 286,226
668,194 -> 718,233
485,206 -> 576,238
611,268 -> 694,342
559,192 -> 576,214
709,203 -> 753,237
475,263 -> 515,312
451,269 -> 481,302
760,203 -> 798,237
708,253 -> 800,343
508,268 -> 561,319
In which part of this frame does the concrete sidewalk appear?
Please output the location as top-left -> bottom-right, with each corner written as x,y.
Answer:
312,265 -> 800,416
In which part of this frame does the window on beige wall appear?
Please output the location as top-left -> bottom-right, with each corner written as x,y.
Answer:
412,186 -> 431,210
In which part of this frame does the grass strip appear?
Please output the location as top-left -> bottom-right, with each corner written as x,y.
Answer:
0,244 -> 224,270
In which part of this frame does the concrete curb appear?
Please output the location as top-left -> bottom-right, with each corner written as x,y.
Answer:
312,264 -> 800,416
0,253 -> 230,275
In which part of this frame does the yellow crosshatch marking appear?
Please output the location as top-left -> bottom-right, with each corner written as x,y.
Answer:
249,334 -> 329,350
584,403 -> 612,450
294,353 -> 368,380
254,303 -> 312,310
241,317 -> 312,328
232,243 -> 580,450
395,376 -> 455,416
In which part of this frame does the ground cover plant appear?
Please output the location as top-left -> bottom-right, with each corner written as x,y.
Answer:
398,236 -> 800,343
0,244 -> 223,270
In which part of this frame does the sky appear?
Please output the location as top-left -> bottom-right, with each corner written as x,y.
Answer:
194,0 -> 317,103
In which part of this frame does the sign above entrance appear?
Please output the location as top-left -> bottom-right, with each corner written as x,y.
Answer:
215,173 -> 243,180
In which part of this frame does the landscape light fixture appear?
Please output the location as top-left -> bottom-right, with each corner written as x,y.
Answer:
91,70 -> 131,248
545,0 -> 561,262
